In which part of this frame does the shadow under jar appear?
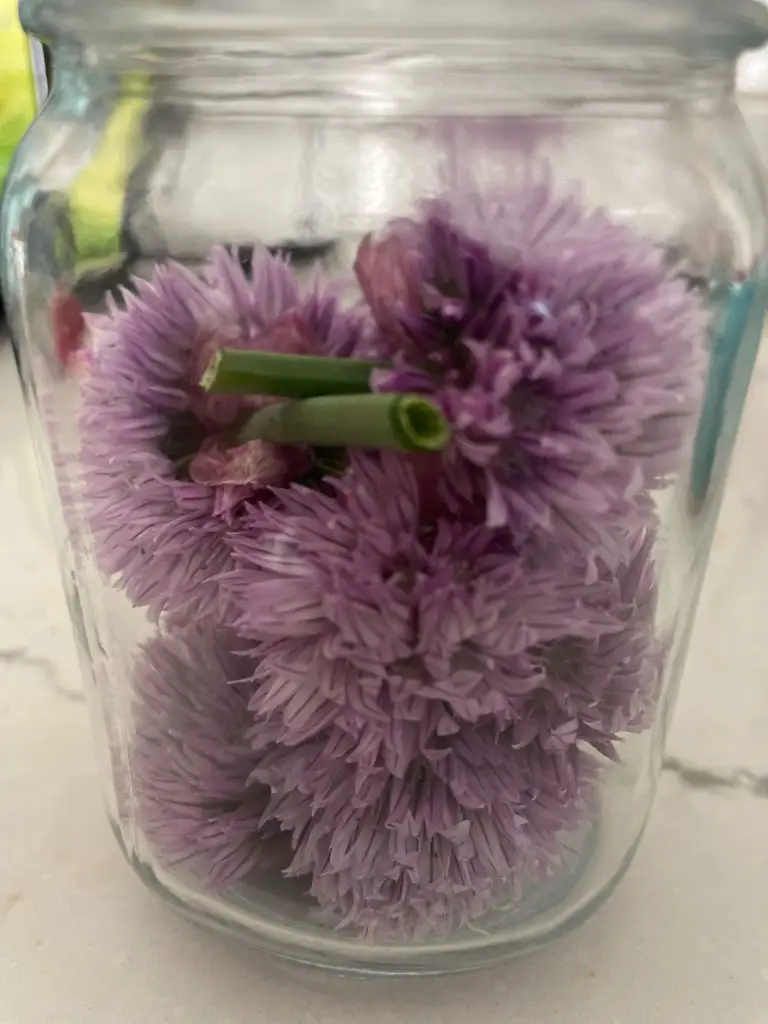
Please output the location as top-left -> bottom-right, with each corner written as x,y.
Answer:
3,0 -> 768,975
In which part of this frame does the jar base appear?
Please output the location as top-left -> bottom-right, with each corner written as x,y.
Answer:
110,811 -> 645,976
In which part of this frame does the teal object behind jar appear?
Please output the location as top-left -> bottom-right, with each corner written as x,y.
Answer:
692,279 -> 763,510
2,0 -> 768,975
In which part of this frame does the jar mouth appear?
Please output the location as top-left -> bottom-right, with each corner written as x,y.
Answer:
21,0 -> 768,59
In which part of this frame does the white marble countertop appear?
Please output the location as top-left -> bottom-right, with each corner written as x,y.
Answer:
0,338 -> 766,1024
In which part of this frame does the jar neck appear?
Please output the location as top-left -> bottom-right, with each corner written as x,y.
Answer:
44,40 -> 739,119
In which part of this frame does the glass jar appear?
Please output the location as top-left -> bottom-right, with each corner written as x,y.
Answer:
3,0 -> 768,975
740,33 -> 768,169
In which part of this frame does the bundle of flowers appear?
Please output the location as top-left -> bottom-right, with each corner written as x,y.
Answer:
76,166 -> 705,937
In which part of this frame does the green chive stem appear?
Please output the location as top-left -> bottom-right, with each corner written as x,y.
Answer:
237,394 -> 451,454
200,348 -> 383,399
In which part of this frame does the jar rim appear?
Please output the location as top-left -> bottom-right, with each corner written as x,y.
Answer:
21,0 -> 768,58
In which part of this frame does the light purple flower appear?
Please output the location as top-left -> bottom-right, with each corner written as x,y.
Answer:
130,626 -> 286,890
229,453 -> 659,934
78,246 -> 365,623
358,173 -> 706,556
229,449 -> 661,737
226,453 -> 633,757
251,720 -> 595,937
512,525 -> 662,760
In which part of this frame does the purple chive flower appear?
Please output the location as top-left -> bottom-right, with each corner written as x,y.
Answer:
512,524 -> 663,760
228,452 -> 662,753
78,246 -> 365,624
130,626 -> 286,890
358,172 -> 706,556
226,450 -> 660,934
226,453 -> 633,758
250,720 -> 595,937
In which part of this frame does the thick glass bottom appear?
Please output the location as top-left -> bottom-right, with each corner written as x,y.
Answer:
110,804 -> 648,976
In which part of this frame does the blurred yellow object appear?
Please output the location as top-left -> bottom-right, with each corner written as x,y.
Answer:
68,85 -> 150,273
1,13 -> 149,279
0,0 -> 40,189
